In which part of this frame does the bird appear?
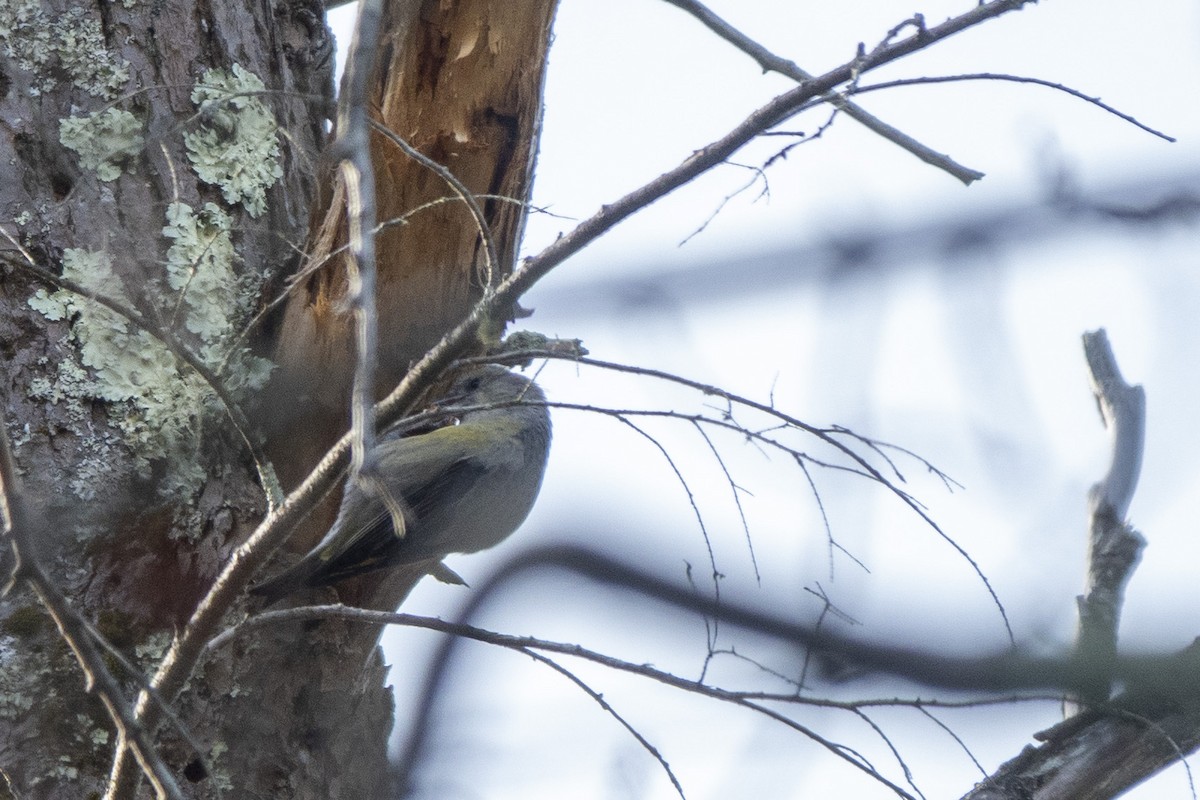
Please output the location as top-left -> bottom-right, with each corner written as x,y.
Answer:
251,365 -> 551,603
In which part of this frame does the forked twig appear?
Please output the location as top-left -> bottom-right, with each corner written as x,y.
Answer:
662,0 -> 986,184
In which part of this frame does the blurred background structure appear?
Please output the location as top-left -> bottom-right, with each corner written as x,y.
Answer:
325,1 -> 1200,797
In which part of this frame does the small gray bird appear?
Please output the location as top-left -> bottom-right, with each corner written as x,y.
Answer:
251,366 -> 551,603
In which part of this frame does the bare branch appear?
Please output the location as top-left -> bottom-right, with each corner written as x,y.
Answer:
377,542 -> 1200,799
375,1 -> 1045,431
1083,329 -> 1147,520
1072,330 -> 1147,704
214,602 -> 932,798
661,0 -> 986,184
964,332 -> 1169,799
964,696 -> 1200,800
482,350 -> 1007,635
333,0 -> 385,485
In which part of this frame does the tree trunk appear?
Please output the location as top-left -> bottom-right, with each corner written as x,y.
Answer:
0,0 -> 554,796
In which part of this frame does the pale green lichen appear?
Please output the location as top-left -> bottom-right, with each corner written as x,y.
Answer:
0,637 -> 39,721
0,689 -> 33,720
0,0 -> 130,99
77,714 -> 109,747
0,596 -> 110,791
162,202 -> 274,394
29,250 -> 180,402
28,249 -> 208,499
7,420 -> 32,451
160,459 -> 209,505
163,202 -> 240,344
27,206 -> 273,502
59,108 -> 144,181
134,631 -> 172,665
209,741 -> 234,792
184,64 -> 283,217
12,200 -> 53,234
49,755 -> 79,782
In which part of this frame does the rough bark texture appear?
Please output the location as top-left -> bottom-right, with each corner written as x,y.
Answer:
0,0 -> 556,796
0,0 -> 352,795
963,664 -> 1200,800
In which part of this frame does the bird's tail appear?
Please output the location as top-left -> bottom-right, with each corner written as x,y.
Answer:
248,555 -> 322,605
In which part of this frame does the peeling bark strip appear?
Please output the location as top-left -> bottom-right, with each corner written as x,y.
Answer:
276,1 -> 559,420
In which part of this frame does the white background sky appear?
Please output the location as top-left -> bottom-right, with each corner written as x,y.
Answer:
329,2 -> 1200,797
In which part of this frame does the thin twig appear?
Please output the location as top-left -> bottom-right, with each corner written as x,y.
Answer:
854,74 -> 1175,143
487,351 -> 1006,634
333,0 -> 385,486
849,707 -> 926,800
691,421 -> 759,583
522,650 -> 687,799
736,697 -> 919,799
613,415 -> 722,614
916,705 -> 987,777
661,0 -> 986,184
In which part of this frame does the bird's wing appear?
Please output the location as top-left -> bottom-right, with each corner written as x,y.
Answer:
251,424 -> 502,600
307,427 -> 498,582
302,457 -> 483,585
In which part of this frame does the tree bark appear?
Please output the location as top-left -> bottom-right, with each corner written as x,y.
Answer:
0,0 -> 331,793
0,0 -> 554,796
